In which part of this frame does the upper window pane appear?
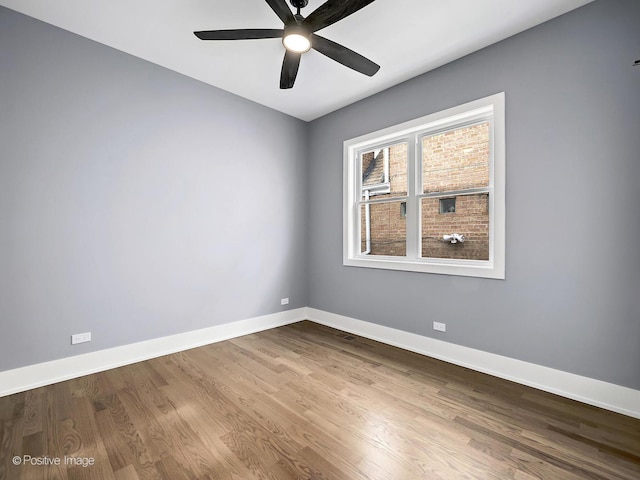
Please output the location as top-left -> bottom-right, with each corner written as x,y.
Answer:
422,122 -> 490,194
361,142 -> 407,200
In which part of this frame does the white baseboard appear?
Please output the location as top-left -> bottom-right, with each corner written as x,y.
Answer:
3,306 -> 639,420
306,307 -> 640,419
0,308 -> 306,397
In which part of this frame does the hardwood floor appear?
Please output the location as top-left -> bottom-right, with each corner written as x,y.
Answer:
1,321 -> 639,479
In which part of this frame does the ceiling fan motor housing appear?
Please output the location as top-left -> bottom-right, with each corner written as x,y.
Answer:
289,0 -> 309,9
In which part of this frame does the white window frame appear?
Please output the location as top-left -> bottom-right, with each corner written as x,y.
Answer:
343,93 -> 505,279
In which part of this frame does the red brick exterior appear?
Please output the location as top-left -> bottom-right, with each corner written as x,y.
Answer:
422,123 -> 490,192
361,201 -> 407,256
422,194 -> 489,260
421,122 -> 490,260
361,123 -> 490,260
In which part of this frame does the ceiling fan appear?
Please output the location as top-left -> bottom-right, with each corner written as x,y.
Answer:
194,0 -> 380,89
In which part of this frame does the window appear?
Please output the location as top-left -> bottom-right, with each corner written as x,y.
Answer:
343,93 -> 505,279
439,198 -> 456,214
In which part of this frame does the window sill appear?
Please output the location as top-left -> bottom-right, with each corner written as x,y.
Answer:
343,256 -> 505,279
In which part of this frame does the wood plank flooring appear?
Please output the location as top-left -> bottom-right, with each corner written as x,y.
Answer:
1,321 -> 639,479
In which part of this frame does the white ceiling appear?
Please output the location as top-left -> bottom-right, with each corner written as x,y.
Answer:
0,0 -> 593,121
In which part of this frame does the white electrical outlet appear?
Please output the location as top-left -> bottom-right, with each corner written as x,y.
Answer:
71,332 -> 91,345
433,322 -> 446,332
281,298 -> 289,305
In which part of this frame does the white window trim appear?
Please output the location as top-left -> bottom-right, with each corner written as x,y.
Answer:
343,92 -> 505,279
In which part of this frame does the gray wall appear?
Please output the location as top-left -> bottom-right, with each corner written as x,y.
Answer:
2,0 -> 639,392
307,0 -> 640,390
0,7 -> 308,371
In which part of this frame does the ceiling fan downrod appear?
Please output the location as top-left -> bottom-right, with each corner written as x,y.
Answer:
289,0 -> 308,16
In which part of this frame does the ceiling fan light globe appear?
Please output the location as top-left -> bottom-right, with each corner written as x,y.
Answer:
283,33 -> 311,53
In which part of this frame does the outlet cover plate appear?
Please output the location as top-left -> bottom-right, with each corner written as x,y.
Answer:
433,322 -> 446,332
71,332 -> 92,345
